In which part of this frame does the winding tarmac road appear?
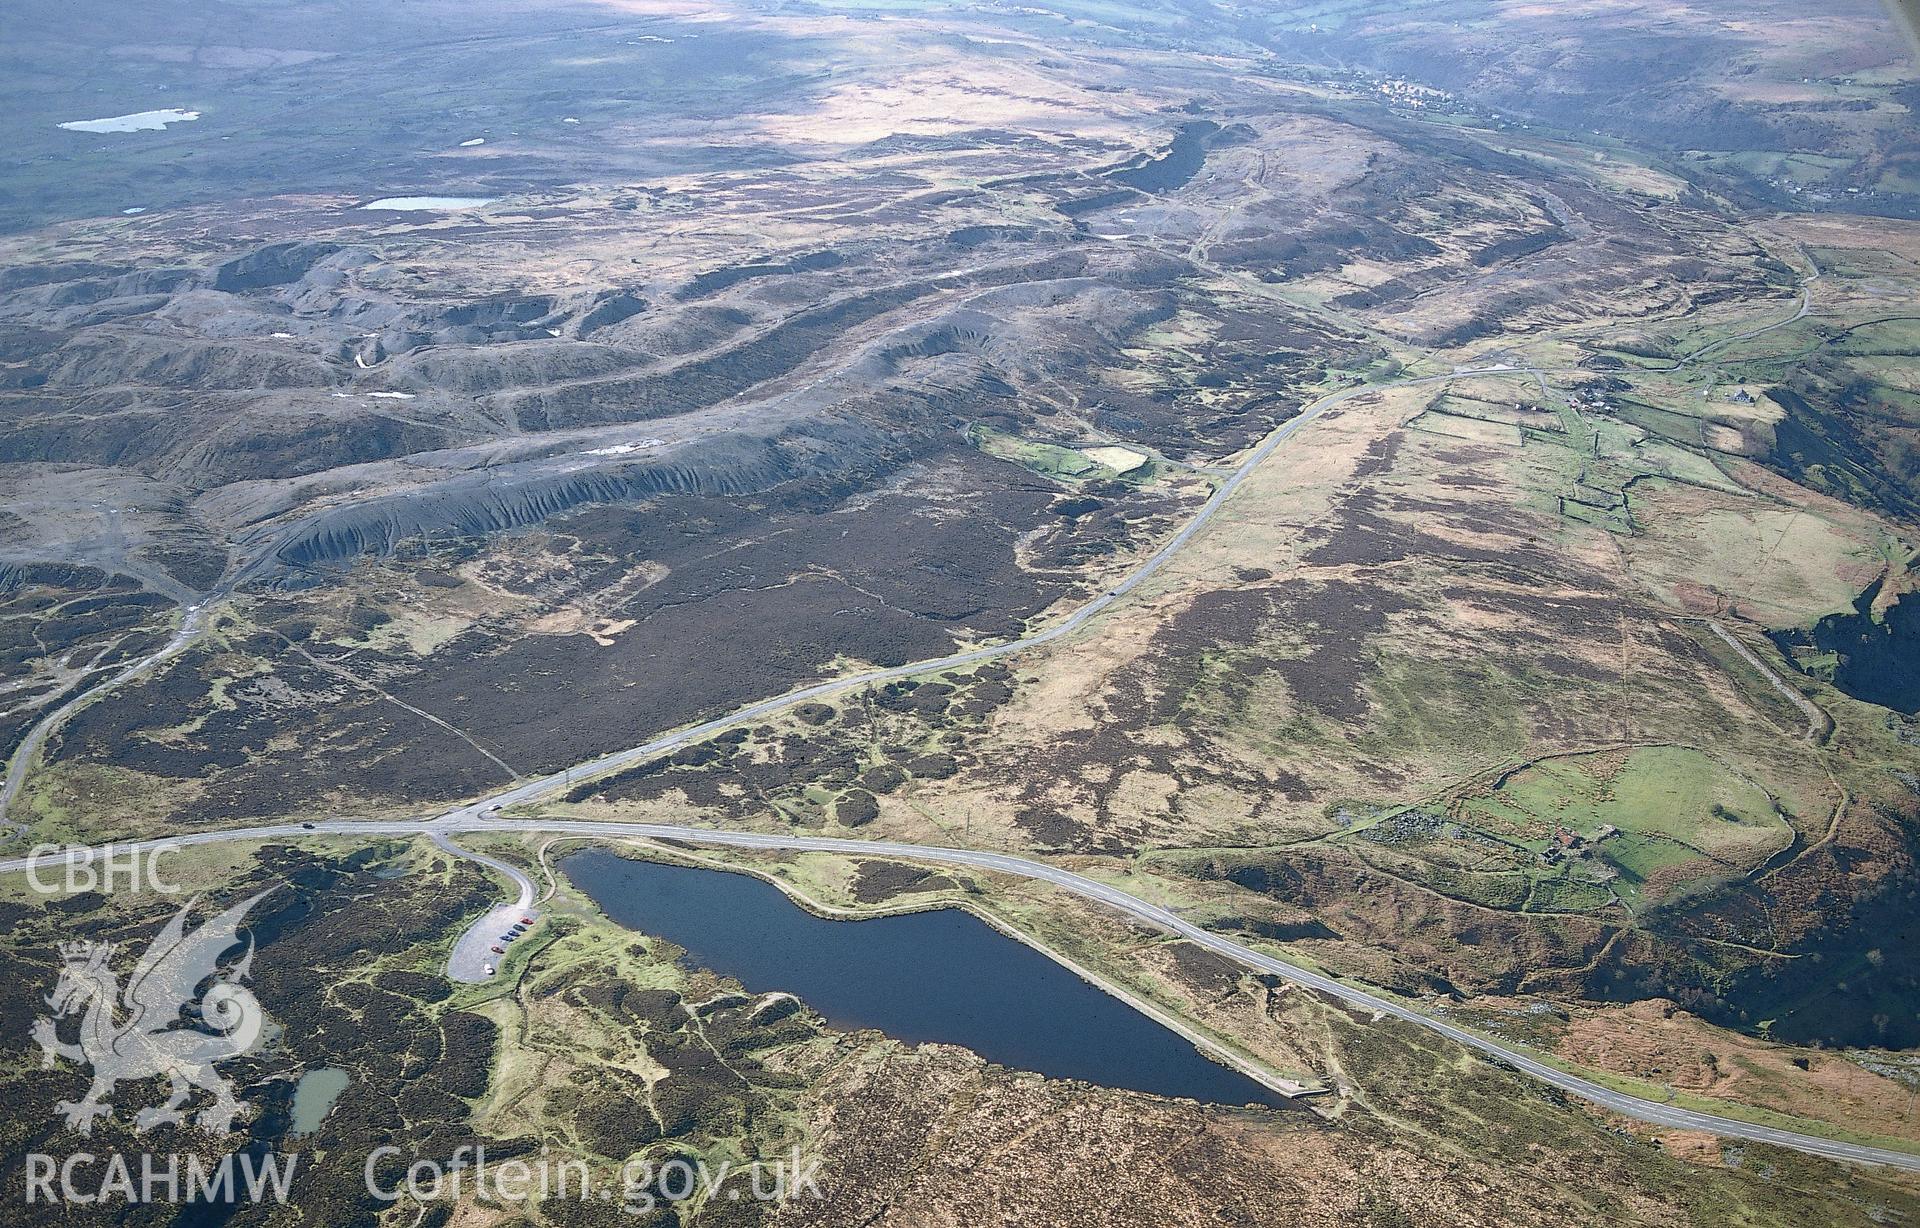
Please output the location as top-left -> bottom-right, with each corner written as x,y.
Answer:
1659,252 -> 1821,372
7,817 -> 1918,1172
396,366 -> 1521,822
2,366 -> 1465,835
7,362 -> 1912,1172
0,603 -> 212,834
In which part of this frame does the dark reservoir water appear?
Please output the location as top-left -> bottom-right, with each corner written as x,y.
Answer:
565,849 -> 1287,1108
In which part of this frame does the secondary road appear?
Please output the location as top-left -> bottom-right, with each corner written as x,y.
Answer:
420,366 -> 1527,823
8,816 -> 1919,1172
0,366 -> 1494,838
1697,618 -> 1833,742
1659,251 -> 1821,372
12,362 -> 1909,1170
0,603 -> 213,835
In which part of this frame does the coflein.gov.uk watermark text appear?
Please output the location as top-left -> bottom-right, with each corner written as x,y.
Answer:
366,1146 -> 824,1212
19,1147 -> 823,1212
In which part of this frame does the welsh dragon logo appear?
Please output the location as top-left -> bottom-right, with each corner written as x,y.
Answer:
32,891 -> 274,1136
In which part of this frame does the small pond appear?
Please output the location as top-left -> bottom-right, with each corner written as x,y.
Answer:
288,1067 -> 350,1136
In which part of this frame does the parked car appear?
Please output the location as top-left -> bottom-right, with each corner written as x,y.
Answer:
489,945 -> 504,954
482,963 -> 495,976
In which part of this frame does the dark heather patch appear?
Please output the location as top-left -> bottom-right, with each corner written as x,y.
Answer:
46,447 -> 1175,822
1005,579 -> 1406,853
849,860 -> 958,903
1351,429 -> 1404,478
1162,941 -> 1247,996
49,642 -> 507,824
1437,585 -> 1628,642
1302,489 -> 1560,574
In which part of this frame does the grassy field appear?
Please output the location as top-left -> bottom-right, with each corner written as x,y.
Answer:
1463,747 -> 1782,849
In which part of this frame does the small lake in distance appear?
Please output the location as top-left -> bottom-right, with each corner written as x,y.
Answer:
358,196 -> 495,211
